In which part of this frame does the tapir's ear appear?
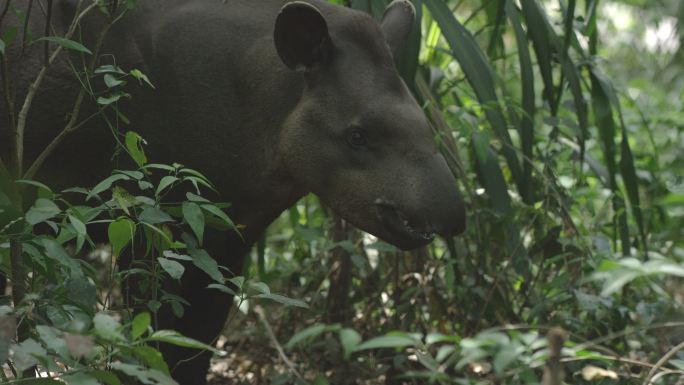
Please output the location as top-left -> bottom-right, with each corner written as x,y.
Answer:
274,2 -> 332,71
380,0 -> 416,59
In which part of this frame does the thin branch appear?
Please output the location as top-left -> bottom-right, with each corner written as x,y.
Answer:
254,305 -> 306,383
0,0 -> 11,25
25,10 -> 118,180
642,340 -> 684,385
542,328 -> 566,385
44,0 -> 53,65
1,54 -> 16,152
0,1 -> 15,171
21,0 -> 34,55
12,0 -> 98,177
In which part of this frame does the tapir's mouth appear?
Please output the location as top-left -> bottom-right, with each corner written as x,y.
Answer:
375,199 -> 434,249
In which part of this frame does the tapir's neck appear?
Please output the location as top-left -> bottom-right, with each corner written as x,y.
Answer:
120,1 -> 312,247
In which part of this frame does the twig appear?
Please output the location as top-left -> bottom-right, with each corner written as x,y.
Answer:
24,9 -> 120,180
542,328 -> 566,385
0,0 -> 11,25
0,1 -> 15,153
573,322 -> 684,352
648,369 -> 684,384
1,48 -> 16,173
12,0 -> 98,177
44,0 -> 53,65
254,305 -> 306,383
642,340 -> 684,385
21,0 -> 34,55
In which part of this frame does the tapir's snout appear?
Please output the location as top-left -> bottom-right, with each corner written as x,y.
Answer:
432,194 -> 466,238
427,154 -> 467,238
372,154 -> 466,250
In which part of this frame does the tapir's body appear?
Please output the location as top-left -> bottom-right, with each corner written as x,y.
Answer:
1,1 -> 465,383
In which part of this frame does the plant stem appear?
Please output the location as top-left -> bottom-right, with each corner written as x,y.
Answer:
25,15 -> 116,180
13,0 -> 98,178
642,340 -> 684,385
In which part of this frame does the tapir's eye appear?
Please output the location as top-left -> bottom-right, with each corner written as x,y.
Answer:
346,127 -> 367,149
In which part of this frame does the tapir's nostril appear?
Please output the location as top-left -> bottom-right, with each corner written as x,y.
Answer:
432,200 -> 466,237
452,203 -> 467,235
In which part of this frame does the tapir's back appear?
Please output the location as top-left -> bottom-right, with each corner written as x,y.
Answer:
0,0 -> 303,191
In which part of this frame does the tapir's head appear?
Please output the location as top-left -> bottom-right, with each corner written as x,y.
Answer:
274,0 -> 466,250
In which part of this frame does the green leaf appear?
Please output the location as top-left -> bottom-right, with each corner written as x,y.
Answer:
201,204 -> 238,234
505,1 -> 536,202
186,192 -> 210,203
62,373 -> 99,385
36,36 -> 92,54
188,248 -> 223,283
65,275 -> 97,310
493,344 -> 520,375
110,363 -> 177,385
131,312 -> 151,340
148,330 -> 222,354
590,70 -> 630,254
112,186 -> 135,216
143,163 -> 176,172
15,179 -> 53,194
88,174 -> 130,200
285,324 -> 328,349
104,73 -> 125,88
183,202 -> 205,245
255,293 -> 308,308
520,1 -> 555,104
26,198 -> 60,225
249,281 -> 271,295
93,312 -> 124,341
125,131 -> 148,167
472,133 -> 511,216
130,68 -> 155,89
425,0 -> 523,194
339,328 -> 362,359
36,325 -> 69,359
95,64 -> 127,75
14,380 -> 63,385
88,371 -> 121,385
156,175 -> 179,196
157,257 -> 185,280
138,207 -> 174,224
43,239 -> 82,274
0,38 -> 5,55
473,130 -> 490,164
130,346 -> 169,374
163,250 -> 192,261
354,334 -> 416,352
206,283 -> 238,296
12,338 -> 47,371
108,218 -> 136,256
97,92 -> 130,105
69,215 -> 87,236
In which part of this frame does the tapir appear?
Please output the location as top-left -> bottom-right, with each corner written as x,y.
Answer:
1,0 -> 466,383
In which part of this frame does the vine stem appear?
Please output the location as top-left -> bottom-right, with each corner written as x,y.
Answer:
25,7 -> 125,180
6,2 -> 100,369
254,305 -> 306,383
642,340 -> 684,385
12,0 -> 97,178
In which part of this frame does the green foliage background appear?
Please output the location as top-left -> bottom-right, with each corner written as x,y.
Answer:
242,0 -> 684,383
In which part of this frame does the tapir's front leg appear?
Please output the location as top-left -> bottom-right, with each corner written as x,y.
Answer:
161,229 -> 243,385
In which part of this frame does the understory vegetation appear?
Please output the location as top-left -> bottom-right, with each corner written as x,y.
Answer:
1,0 -> 683,384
